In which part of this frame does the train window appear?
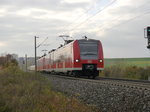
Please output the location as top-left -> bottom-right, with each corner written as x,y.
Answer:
78,40 -> 98,60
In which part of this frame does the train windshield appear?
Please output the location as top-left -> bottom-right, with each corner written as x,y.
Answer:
78,40 -> 98,60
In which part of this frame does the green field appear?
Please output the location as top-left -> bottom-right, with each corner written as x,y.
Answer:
104,58 -> 150,68
102,58 -> 150,80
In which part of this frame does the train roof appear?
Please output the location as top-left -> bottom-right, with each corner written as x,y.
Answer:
77,38 -> 99,41
37,37 -> 100,61
48,49 -> 56,53
48,38 -> 99,53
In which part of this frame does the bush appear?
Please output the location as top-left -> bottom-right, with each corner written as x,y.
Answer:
0,64 -> 98,112
103,65 -> 125,78
103,65 -> 150,80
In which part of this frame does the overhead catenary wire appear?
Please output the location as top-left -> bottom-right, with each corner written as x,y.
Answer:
96,7 -> 150,33
95,1 -> 150,32
66,0 -> 117,34
61,0 -> 102,37
40,1 -> 150,58
37,37 -> 59,56
36,37 -> 48,48
37,0 -> 108,55
65,1 -> 100,28
69,1 -> 150,34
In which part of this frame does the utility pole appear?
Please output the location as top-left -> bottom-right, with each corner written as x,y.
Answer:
25,54 -> 27,72
34,36 -> 48,73
22,59 -> 24,71
35,36 -> 39,73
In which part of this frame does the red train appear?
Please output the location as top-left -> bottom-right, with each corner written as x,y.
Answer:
37,38 -> 104,78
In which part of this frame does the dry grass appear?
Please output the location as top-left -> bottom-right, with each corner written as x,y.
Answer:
0,64 -> 98,112
102,65 -> 150,80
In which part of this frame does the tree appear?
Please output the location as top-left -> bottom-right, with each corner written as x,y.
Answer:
0,54 -> 18,67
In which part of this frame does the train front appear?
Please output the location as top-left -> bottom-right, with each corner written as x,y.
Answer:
73,38 -> 104,78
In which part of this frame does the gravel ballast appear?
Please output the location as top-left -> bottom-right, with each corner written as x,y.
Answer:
45,75 -> 150,112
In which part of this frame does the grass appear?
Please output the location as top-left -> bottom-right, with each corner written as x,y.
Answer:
0,63 -> 98,112
104,57 -> 150,68
102,58 -> 150,80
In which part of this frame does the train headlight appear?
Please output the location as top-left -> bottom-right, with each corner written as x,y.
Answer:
99,59 -> 103,62
75,59 -> 79,62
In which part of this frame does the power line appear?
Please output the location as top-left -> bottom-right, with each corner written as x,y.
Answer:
62,0 -> 101,34
70,1 -> 150,33
50,0 -> 115,48
95,1 -> 150,32
67,3 -> 98,26
36,37 -> 48,48
113,10 -> 150,28
96,7 -> 150,33
45,37 -> 62,50
67,0 -> 117,34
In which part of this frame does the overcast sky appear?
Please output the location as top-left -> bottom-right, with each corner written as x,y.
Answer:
0,0 -> 150,58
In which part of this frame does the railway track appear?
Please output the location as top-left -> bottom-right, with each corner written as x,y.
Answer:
44,73 -> 150,91
98,77 -> 150,84
44,73 -> 150,112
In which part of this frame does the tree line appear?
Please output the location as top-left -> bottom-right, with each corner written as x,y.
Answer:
0,54 -> 18,68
